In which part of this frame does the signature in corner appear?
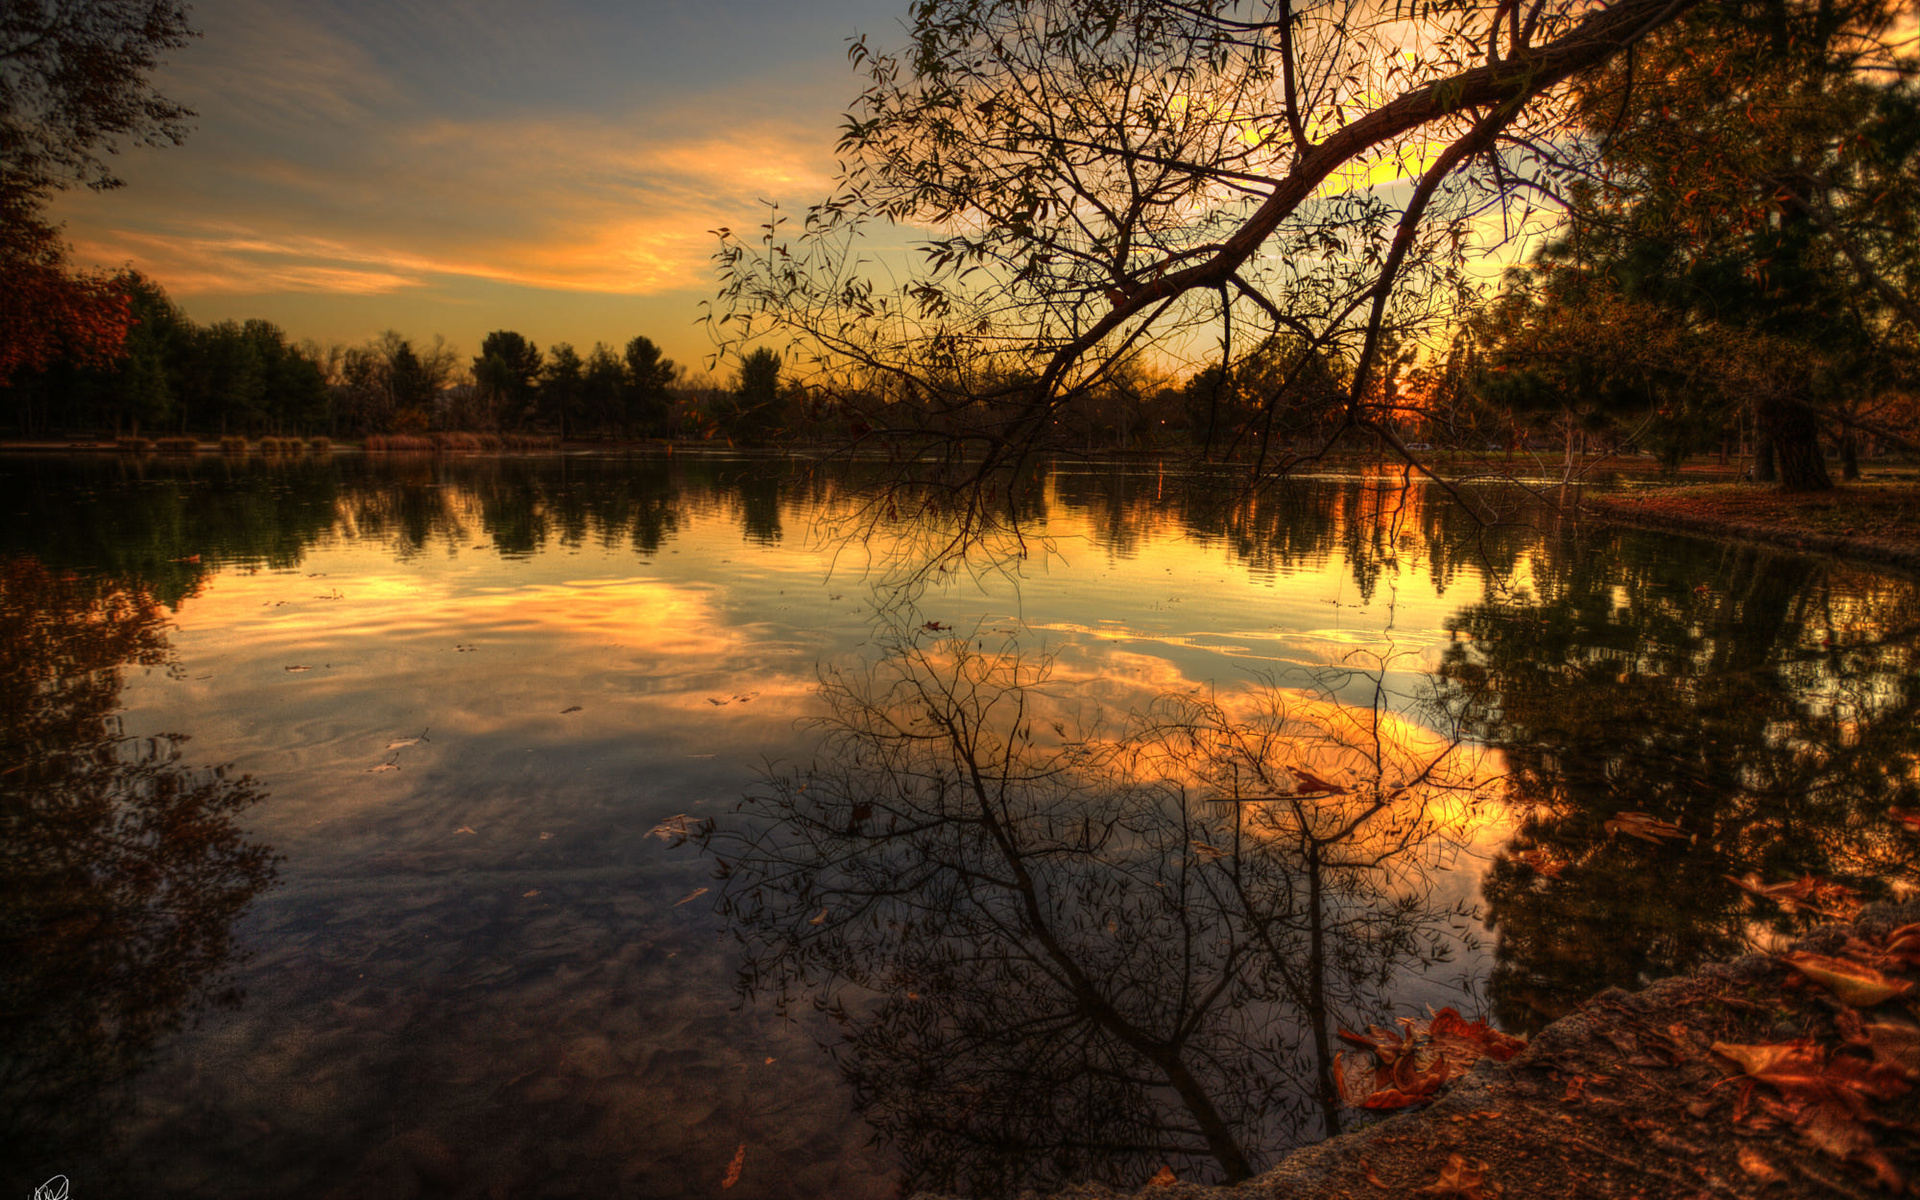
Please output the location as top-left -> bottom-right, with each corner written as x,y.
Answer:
34,1177 -> 70,1200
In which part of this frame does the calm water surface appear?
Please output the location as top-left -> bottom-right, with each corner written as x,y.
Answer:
3,452 -> 1915,1198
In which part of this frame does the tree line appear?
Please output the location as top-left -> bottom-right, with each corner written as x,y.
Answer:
0,270 -> 805,442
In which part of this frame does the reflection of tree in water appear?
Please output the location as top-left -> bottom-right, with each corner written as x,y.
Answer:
0,559 -> 279,1181
1048,469 -> 1539,605
1439,531 -> 1920,1033
701,621 -> 1495,1196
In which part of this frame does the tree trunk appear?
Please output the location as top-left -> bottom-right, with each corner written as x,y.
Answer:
1751,403 -> 1777,483
1763,396 -> 1832,492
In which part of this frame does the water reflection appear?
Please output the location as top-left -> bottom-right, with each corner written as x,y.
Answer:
0,558 -> 278,1191
701,615 -> 1497,1196
1440,530 -> 1920,1031
5,451 -> 1918,1196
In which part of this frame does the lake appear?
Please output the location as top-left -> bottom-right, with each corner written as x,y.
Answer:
3,450 -> 1915,1198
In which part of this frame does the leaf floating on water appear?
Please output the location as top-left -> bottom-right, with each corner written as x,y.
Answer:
720,1144 -> 745,1190
523,889 -> 541,898
808,908 -> 829,925
1781,952 -> 1914,1007
708,697 -> 727,706
366,762 -> 400,773
1727,873 -> 1862,919
284,665 -> 311,672
560,705 -> 582,714
539,831 -> 553,841
1288,766 -> 1347,796
673,887 -> 709,907
648,814 -> 709,847
1188,840 -> 1228,861
763,1056 -> 775,1065
1603,810 -> 1686,843
386,737 -> 426,750
1145,1165 -> 1177,1187
1513,848 -> 1567,878
455,826 -> 476,835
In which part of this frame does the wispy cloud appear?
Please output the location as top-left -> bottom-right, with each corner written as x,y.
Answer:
53,0 -> 868,301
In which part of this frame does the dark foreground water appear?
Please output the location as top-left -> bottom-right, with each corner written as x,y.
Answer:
3,451 -> 1915,1198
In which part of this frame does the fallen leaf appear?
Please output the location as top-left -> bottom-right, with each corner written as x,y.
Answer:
1782,952 -> 1914,1007
1866,1022 -> 1920,1077
1361,1157 -> 1388,1188
808,908 -> 829,925
647,815 -> 709,846
674,887 -> 709,907
721,1144 -> 745,1189
1428,1007 -> 1526,1064
1416,1154 -> 1491,1198
455,826 -> 476,835
284,665 -> 311,672
1189,840 -> 1228,860
539,832 -> 553,840
1736,1147 -> 1784,1184
560,705 -> 582,714
1145,1165 -> 1177,1187
1337,1010 -> 1521,1109
385,735 -> 427,750
366,762 -> 400,773
523,889 -> 541,898
764,1057 -> 775,1064
1714,1039 -> 1910,1181
1604,811 -> 1685,843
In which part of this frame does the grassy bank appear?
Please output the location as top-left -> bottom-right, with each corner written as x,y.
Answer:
1583,481 -> 1920,573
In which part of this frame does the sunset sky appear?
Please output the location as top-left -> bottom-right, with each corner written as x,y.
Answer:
48,0 -> 905,377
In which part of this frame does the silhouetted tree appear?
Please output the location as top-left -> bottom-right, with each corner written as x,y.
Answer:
623,335 -> 677,436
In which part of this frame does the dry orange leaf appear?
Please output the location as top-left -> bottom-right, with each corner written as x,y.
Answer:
673,887 -> 709,907
721,1143 -> 745,1190
1866,1022 -> 1920,1077
1428,1007 -> 1526,1064
1781,952 -> 1913,1008
1736,1146 -> 1784,1184
1337,1009 -> 1522,1109
1145,1165 -> 1178,1187
1715,1038 -> 1910,1185
1416,1154 -> 1493,1198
